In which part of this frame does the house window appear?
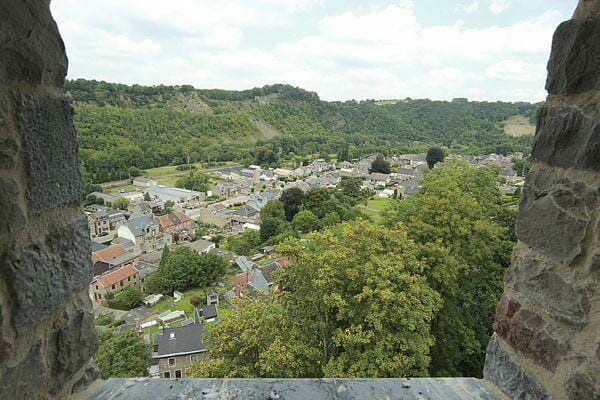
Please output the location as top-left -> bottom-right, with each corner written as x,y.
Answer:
95,285 -> 98,290
175,370 -> 182,379
190,354 -> 198,363
168,357 -> 175,367
120,281 -> 123,287
163,371 -> 170,379
128,276 -> 131,282
111,284 -> 115,290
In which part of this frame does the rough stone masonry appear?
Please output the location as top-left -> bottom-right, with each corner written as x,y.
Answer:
484,1 -> 600,399
0,0 -> 98,398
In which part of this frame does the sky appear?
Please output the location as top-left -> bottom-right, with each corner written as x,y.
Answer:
51,0 -> 578,102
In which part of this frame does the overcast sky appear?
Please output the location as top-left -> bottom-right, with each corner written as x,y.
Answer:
51,0 -> 578,102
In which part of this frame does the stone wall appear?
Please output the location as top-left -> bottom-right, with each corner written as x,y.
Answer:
484,1 -> 600,399
0,1 -> 98,398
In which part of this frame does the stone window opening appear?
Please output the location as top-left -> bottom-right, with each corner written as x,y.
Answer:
1,1 -> 598,399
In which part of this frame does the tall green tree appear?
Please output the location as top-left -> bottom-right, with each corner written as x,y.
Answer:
95,330 -> 149,379
280,187 -> 304,221
369,154 -> 390,174
383,161 -> 513,377
192,221 -> 441,378
425,147 -> 445,169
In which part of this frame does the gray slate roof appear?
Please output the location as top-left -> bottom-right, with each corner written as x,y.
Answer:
154,324 -> 207,357
127,214 -> 157,236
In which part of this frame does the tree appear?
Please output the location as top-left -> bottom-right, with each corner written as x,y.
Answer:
144,247 -> 227,294
163,200 -> 174,213
224,230 -> 262,256
338,177 -> 364,201
254,148 -> 279,167
114,286 -> 144,309
383,161 -> 513,377
112,197 -> 129,210
280,187 -> 304,221
84,194 -> 104,206
292,210 -> 320,233
426,147 -> 445,169
369,154 -> 390,174
260,200 -> 286,221
193,221 -> 442,378
260,217 -> 281,242
95,330 -> 149,379
143,192 -> 151,201
176,171 -> 210,192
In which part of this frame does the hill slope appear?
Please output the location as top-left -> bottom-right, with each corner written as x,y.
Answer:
66,79 -> 538,184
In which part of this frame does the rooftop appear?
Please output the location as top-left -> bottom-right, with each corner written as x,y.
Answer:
97,265 -> 139,287
153,324 -> 207,357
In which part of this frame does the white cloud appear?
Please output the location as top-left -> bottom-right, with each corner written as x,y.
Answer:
489,0 -> 511,14
50,0 -> 568,102
456,2 -> 480,14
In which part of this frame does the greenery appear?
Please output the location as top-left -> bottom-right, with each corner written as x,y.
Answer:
175,170 -> 210,191
95,330 -> 150,379
189,221 -> 441,378
426,146 -> 445,169
369,154 -> 391,174
382,161 -> 514,377
144,247 -> 227,294
114,286 -> 144,309
67,79 -> 537,187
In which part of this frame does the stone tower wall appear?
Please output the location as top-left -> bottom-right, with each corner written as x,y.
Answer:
484,1 -> 600,399
0,1 -> 98,398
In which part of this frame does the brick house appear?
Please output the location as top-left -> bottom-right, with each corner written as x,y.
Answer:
157,211 -> 197,241
117,213 -> 172,253
91,243 -> 139,276
91,264 -> 140,302
153,324 -> 207,379
88,208 -> 126,236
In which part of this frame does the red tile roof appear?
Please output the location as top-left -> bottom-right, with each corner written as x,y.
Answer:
158,211 -> 192,229
92,244 -> 128,263
98,265 -> 139,288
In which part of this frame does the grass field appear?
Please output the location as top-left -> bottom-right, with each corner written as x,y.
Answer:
357,198 -> 394,223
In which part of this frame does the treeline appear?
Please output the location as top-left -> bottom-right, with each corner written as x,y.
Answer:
67,79 -> 538,185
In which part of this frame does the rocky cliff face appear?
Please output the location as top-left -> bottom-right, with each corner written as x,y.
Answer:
484,1 -> 600,399
0,1 -> 98,398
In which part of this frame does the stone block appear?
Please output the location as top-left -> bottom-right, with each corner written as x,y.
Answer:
516,168 -> 599,264
483,335 -> 548,400
532,106 -> 600,172
48,291 -> 98,395
16,94 -> 83,215
0,0 -> 67,86
1,214 -> 92,334
495,305 -> 567,371
565,372 -> 599,400
0,339 -> 47,399
546,18 -> 600,95
0,177 -> 25,236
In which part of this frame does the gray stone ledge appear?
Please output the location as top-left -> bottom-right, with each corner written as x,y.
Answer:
87,378 -> 498,400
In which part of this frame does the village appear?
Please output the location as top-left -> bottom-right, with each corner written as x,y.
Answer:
87,152 -> 526,379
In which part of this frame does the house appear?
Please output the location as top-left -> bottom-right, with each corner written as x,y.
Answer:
182,239 -> 216,254
231,258 -> 280,299
369,172 -> 391,185
120,306 -> 158,327
87,208 -> 126,236
142,294 -> 163,307
153,324 -> 208,379
136,262 -> 157,292
91,243 -> 138,276
90,264 -> 139,302
157,211 -> 197,241
132,177 -> 157,187
117,214 -> 172,253
200,304 -> 218,322
111,237 -> 136,253
146,185 -> 203,204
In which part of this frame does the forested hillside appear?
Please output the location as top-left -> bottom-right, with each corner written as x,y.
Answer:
66,79 -> 538,183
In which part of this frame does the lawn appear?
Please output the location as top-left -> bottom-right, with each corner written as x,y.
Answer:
357,198 -> 394,223
150,287 -> 235,320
